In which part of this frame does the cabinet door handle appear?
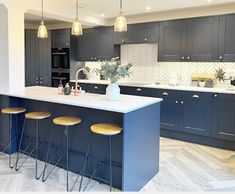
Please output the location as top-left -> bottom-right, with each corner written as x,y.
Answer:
122,40 -> 125,43
192,95 -> 199,99
94,86 -> 98,89
181,101 -> 184,104
219,56 -> 223,60
214,94 -> 218,98
218,132 -> 235,136
136,88 -> 142,92
36,78 -> 39,80
162,92 -> 168,96
187,56 -> 191,60
40,81 -> 43,84
36,81 -> 39,84
181,56 -> 185,60
175,100 -> 179,104
40,78 -> 43,80
144,38 -> 148,42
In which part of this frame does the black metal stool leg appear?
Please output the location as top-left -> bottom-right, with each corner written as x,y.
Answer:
79,132 -> 92,192
15,118 -> 26,171
35,120 -> 40,180
65,126 -> 69,192
8,114 -> 13,168
109,136 -> 112,192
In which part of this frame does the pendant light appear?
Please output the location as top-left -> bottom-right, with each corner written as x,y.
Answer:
37,0 -> 48,38
114,0 -> 127,32
72,0 -> 83,36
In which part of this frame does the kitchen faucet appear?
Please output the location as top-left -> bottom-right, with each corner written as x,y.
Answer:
75,68 -> 88,96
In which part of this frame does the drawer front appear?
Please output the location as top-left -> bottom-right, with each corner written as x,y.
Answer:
89,84 -> 107,94
120,86 -> 155,97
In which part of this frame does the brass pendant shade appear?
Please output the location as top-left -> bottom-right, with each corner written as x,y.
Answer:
114,0 -> 127,32
38,0 -> 48,38
71,0 -> 83,36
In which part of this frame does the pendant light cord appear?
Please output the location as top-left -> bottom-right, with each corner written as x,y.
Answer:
76,0 -> 78,18
120,0 -> 123,9
41,0 -> 44,21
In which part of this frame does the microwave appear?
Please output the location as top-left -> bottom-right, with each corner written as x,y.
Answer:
52,48 -> 70,69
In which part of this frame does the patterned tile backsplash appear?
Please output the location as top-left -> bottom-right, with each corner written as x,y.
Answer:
86,44 -> 235,85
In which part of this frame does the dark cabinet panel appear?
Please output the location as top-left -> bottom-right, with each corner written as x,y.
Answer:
114,22 -> 159,44
159,20 -> 187,61
218,14 -> 235,62
186,16 -> 219,61
95,28 -> 120,60
159,16 -> 219,62
120,86 -> 156,97
212,93 -> 235,141
78,29 -> 96,61
78,27 -> 119,61
88,84 -> 107,94
52,29 -> 70,48
181,92 -> 212,136
25,30 -> 51,87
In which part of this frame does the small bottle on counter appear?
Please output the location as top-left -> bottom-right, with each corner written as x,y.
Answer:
64,83 -> 72,95
58,80 -> 64,95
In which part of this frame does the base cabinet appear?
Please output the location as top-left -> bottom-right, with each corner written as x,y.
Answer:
212,93 -> 235,141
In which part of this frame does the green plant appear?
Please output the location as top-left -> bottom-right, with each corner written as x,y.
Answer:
95,59 -> 132,83
216,68 -> 226,82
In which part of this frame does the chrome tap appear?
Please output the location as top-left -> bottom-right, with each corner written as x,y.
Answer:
75,68 -> 88,96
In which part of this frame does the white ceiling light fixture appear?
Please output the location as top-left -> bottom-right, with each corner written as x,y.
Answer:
114,0 -> 127,32
37,0 -> 48,38
71,0 -> 83,36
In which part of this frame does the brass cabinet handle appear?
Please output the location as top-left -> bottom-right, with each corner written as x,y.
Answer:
162,92 -> 168,96
144,38 -> 148,41
214,94 -> 218,97
187,56 -> 191,60
136,88 -> 142,92
94,86 -> 98,89
192,95 -> 199,99
181,56 -> 185,60
175,100 -> 179,104
181,101 -> 184,104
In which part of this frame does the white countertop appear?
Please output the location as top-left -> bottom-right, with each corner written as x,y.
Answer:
0,87 -> 162,113
70,79 -> 235,95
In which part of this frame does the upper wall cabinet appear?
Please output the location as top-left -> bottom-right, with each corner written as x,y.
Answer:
78,27 -> 120,61
158,20 -> 187,61
114,22 -> 159,44
159,16 -> 219,62
218,14 -> 235,62
52,29 -> 70,48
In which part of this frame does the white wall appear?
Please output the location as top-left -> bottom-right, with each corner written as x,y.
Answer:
0,4 -> 9,91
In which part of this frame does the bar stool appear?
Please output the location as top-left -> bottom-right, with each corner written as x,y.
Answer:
15,111 -> 51,180
42,116 -> 81,191
79,123 -> 122,192
1,107 -> 26,168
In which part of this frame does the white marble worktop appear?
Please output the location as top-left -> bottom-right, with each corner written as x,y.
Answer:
0,86 -> 162,113
70,79 -> 235,95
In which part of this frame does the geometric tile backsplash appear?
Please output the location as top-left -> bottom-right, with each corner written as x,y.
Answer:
121,44 -> 235,85
86,44 -> 235,85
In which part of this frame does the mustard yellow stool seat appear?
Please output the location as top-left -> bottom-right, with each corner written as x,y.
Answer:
1,107 -> 26,168
79,123 -> 122,192
15,111 -> 51,180
42,116 -> 81,192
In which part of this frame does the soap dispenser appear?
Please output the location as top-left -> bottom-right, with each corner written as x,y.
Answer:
64,83 -> 72,95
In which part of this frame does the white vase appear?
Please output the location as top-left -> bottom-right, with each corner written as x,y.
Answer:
106,83 -> 120,101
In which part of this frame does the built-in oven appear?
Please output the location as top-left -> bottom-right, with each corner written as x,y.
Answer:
52,48 -> 70,69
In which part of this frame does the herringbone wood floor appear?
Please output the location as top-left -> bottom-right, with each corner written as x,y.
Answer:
0,137 -> 235,192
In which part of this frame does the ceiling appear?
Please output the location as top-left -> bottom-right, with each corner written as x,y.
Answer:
24,0 -> 235,26
50,0 -> 235,18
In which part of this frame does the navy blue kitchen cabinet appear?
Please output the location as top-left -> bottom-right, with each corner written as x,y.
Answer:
218,14 -> 235,62
25,29 -> 51,87
120,86 -> 156,97
212,93 -> 235,141
52,29 -> 70,48
159,16 -> 219,62
78,27 -> 120,61
181,92 -> 212,136
114,22 -> 159,44
157,90 -> 181,131
159,20 -> 187,62
88,84 -> 107,94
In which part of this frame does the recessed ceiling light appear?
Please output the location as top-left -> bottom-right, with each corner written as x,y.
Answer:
146,6 -> 151,11
100,13 -> 105,17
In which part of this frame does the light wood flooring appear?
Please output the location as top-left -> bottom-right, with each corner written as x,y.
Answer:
0,137 -> 235,192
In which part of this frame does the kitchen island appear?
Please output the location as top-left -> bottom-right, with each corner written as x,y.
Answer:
0,86 -> 162,191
